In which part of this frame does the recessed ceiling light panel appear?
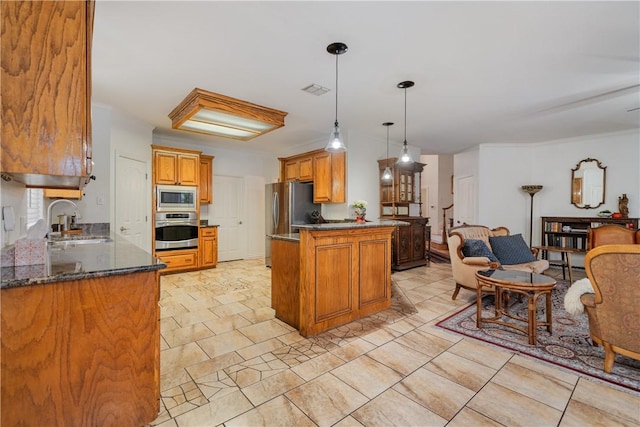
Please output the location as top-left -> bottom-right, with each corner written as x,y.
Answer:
169,88 -> 287,141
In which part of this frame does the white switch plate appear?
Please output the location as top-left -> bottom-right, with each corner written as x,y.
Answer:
96,195 -> 104,205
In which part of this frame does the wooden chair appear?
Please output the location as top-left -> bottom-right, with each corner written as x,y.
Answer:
581,244 -> 640,373
588,224 -> 640,249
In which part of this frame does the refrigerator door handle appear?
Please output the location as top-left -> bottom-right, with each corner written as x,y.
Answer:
273,191 -> 279,230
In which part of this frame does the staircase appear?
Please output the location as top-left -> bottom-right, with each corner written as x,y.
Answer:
430,241 -> 450,263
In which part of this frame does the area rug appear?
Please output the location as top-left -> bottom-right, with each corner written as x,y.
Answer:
436,280 -> 640,393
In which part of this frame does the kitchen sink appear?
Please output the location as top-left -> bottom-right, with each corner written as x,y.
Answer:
48,236 -> 113,249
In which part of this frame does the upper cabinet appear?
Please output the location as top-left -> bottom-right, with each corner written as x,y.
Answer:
279,149 -> 345,203
1,1 -> 95,189
378,158 -> 426,217
199,155 -> 214,204
152,145 -> 200,186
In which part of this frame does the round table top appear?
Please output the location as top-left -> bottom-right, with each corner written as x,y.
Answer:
476,269 -> 557,289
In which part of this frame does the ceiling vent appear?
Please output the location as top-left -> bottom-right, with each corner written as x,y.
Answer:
301,84 -> 330,96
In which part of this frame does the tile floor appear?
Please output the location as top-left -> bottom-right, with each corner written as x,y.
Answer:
150,260 -> 640,427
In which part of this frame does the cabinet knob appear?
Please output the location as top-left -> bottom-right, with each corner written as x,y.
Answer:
120,226 -> 129,232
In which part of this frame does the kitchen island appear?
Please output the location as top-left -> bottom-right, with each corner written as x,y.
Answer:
270,221 -> 405,337
1,236 -> 165,427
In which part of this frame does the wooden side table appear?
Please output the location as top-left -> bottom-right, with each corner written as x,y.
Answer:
475,269 -> 557,345
534,246 -> 582,283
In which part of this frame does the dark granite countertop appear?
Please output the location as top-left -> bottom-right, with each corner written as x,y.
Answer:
1,235 -> 165,289
200,224 -> 219,228
294,220 -> 409,231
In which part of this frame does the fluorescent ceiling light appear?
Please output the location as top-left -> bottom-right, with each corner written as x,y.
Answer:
169,88 -> 287,141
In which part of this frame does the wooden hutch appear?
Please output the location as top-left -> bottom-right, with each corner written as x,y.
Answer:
378,158 -> 430,270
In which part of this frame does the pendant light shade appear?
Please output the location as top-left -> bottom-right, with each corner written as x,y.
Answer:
397,80 -> 415,164
381,122 -> 394,181
325,42 -> 348,152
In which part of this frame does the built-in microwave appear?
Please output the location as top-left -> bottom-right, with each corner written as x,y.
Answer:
156,185 -> 197,212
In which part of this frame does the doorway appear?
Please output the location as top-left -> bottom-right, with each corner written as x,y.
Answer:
115,153 -> 149,250
212,176 -> 244,261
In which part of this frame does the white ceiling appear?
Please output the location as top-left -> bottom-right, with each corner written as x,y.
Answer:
92,1 -> 639,156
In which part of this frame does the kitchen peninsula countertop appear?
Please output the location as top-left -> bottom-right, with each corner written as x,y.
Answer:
1,235 -> 165,289
295,220 -> 409,231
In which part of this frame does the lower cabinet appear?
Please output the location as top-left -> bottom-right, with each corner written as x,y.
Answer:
199,227 -> 218,268
389,217 -> 428,271
155,248 -> 198,273
1,271 -> 160,426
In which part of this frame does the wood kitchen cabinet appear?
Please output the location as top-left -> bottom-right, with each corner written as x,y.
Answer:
279,149 -> 345,203
199,155 -> 214,204
152,145 -> 200,186
1,270 -> 160,426
1,1 -> 95,188
199,227 -> 218,268
155,248 -> 198,273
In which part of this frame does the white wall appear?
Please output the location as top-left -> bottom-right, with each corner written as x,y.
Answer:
454,129 -> 639,268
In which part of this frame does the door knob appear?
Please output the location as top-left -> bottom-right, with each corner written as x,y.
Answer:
239,221 -> 243,225
120,226 -> 129,232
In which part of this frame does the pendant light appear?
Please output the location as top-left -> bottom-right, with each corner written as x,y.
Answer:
397,80 -> 415,164
325,42 -> 348,152
381,122 -> 394,181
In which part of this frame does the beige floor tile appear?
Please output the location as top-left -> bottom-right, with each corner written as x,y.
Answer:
560,398 -> 640,427
291,352 -> 345,381
159,303 -> 188,319
277,331 -> 307,346
173,389 -> 253,427
468,382 -> 563,426
160,366 -> 191,393
330,338 -> 377,362
367,340 -> 432,376
332,415 -> 365,427
172,307 -> 220,328
509,354 -> 579,387
185,351 -> 244,381
210,301 -> 252,317
352,388 -> 447,427
160,317 -> 180,333
447,338 -> 513,370
162,322 -> 215,348
447,407 -> 504,427
394,328 -> 453,357
225,395 -> 315,427
331,355 -> 404,399
238,319 -> 292,343
235,337 -> 287,360
241,369 -> 306,406
492,360 -> 575,411
203,313 -> 252,334
570,378 -> 640,424
160,342 -> 210,372
197,330 -> 254,358
424,350 -> 497,392
285,373 -> 369,427
393,367 -> 475,420
360,326 -> 403,346
225,353 -> 290,387
192,369 -> 239,400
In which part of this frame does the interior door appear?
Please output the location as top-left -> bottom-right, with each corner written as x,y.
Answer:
454,175 -> 476,227
115,153 -> 148,250
212,176 -> 244,262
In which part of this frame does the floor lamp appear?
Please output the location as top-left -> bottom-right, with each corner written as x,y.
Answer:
522,185 -> 543,247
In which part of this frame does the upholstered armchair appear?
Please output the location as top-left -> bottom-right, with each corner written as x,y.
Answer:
448,224 -> 549,300
581,244 -> 640,373
588,224 -> 640,249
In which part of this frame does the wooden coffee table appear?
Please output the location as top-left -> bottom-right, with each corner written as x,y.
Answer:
475,269 -> 557,345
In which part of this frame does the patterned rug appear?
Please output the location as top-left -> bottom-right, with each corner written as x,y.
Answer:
436,280 -> 640,393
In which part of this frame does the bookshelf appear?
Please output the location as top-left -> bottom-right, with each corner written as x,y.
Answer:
541,216 -> 639,252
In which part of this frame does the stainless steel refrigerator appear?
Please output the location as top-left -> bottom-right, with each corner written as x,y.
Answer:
265,181 -> 320,267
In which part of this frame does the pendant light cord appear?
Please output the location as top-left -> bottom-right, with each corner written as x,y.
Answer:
403,87 -> 407,144
386,126 -> 390,158
334,53 -> 339,127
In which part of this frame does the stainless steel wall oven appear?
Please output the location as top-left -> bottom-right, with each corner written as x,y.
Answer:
155,212 -> 198,250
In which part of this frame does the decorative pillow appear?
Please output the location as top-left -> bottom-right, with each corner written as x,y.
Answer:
462,239 -> 499,263
489,234 -> 536,265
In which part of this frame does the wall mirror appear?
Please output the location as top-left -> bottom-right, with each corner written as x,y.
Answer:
571,158 -> 606,209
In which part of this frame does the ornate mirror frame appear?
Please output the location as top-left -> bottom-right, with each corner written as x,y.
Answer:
571,158 -> 606,209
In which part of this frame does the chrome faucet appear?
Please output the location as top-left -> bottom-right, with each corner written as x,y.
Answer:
46,199 -> 81,238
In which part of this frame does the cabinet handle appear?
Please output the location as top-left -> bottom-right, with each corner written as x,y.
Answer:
120,226 -> 129,232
